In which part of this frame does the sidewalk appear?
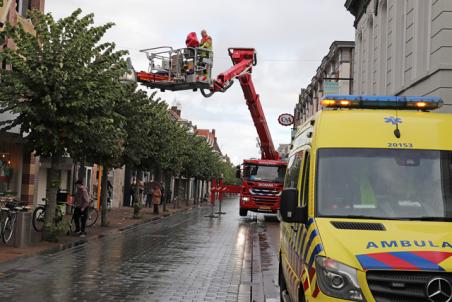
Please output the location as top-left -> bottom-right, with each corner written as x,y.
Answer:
0,201 -> 208,264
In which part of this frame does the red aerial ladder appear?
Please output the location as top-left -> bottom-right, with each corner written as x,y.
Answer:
135,47 -> 287,216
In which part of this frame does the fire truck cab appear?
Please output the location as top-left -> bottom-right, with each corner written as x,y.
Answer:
238,159 -> 287,216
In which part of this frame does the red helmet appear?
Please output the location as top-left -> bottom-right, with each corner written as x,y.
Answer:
185,32 -> 200,48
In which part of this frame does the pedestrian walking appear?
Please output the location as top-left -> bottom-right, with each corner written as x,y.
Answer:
74,180 -> 89,237
152,184 -> 162,214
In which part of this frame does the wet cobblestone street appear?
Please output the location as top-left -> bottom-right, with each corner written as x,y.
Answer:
0,197 -> 280,302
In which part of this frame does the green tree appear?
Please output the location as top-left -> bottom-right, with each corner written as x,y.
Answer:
0,9 -> 127,239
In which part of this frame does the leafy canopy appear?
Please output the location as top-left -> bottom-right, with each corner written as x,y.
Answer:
0,9 -> 127,162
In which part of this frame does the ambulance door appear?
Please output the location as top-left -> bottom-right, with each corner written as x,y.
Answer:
294,149 -> 311,301
280,149 -> 309,302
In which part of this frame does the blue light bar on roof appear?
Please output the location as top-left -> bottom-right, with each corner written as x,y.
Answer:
321,94 -> 443,110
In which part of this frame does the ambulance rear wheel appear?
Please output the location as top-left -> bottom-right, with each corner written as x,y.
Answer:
239,208 -> 248,216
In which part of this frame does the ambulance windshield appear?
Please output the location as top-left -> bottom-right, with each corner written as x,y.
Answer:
316,148 -> 452,220
243,164 -> 286,183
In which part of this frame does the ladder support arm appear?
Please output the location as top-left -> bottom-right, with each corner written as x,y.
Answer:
209,48 -> 279,160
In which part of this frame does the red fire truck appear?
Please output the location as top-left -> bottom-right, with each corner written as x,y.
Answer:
133,47 -> 287,216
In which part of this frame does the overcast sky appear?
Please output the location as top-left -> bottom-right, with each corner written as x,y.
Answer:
46,0 -> 355,165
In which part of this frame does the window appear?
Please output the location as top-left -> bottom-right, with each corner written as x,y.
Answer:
15,0 -> 31,16
284,151 -> 303,189
284,150 -> 310,207
243,164 -> 286,183
301,152 -> 310,207
316,148 -> 452,220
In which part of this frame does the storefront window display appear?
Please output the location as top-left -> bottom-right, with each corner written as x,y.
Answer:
0,153 -> 15,197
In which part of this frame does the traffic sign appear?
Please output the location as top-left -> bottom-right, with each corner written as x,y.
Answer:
278,113 -> 294,126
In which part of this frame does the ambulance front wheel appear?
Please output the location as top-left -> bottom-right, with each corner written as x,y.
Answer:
279,261 -> 287,301
239,208 -> 248,216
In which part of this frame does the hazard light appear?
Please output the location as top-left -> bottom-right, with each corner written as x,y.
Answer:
321,95 -> 443,110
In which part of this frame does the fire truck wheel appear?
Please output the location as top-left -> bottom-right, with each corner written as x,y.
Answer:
239,208 -> 248,216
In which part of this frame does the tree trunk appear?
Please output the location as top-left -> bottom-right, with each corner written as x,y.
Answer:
100,167 -> 108,227
185,178 -> 189,206
131,172 -> 141,219
123,166 -> 132,207
174,176 -> 180,208
77,162 -> 85,183
43,156 -> 60,242
193,178 -> 198,204
163,171 -> 171,212
200,180 -> 204,203
155,165 -> 162,182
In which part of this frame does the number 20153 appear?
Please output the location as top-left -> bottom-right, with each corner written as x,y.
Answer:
388,142 -> 413,148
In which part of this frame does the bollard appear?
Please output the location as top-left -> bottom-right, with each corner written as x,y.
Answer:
205,179 -> 218,218
215,179 -> 226,215
14,211 -> 32,248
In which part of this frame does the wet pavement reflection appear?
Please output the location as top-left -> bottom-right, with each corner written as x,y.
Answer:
0,198 -> 280,302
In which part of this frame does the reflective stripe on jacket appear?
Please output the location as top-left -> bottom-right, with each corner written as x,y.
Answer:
200,36 -> 212,49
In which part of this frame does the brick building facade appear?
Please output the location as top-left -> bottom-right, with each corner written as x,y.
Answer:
293,41 -> 354,129
345,0 -> 452,112
0,0 -> 45,204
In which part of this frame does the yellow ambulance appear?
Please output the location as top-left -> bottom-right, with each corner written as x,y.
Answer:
279,95 -> 452,302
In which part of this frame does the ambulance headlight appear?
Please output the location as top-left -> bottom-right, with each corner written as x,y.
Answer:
315,256 -> 365,301
242,197 -> 250,202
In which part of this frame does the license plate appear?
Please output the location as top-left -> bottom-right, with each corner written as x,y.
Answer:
260,206 -> 271,210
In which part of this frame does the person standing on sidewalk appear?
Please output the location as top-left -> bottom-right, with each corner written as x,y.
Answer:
74,180 -> 90,237
152,184 -> 162,214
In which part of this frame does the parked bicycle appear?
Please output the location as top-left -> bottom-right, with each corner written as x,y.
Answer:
32,198 -> 99,233
0,201 -> 28,244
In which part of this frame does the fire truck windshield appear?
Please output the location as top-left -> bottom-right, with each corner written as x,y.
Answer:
243,164 -> 286,183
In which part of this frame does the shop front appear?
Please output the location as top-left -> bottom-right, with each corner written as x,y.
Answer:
0,133 -> 24,203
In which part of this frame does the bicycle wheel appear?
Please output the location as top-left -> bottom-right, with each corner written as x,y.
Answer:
2,215 -> 14,244
67,215 -> 75,235
86,207 -> 98,227
32,206 -> 46,232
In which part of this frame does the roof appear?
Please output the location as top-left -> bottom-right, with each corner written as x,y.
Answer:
300,40 -> 355,100
196,128 -> 223,155
243,159 -> 287,166
344,0 -> 372,27
196,129 -> 210,137
312,109 -> 452,150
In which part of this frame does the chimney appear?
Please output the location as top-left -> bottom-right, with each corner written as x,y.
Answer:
170,106 -> 181,117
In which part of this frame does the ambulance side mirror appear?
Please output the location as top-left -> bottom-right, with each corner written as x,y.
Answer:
280,188 -> 307,223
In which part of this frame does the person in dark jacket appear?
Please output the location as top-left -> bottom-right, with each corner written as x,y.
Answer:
74,180 -> 90,237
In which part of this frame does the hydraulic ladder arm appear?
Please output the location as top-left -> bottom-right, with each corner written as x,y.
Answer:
134,47 -> 280,160
203,48 -> 280,160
